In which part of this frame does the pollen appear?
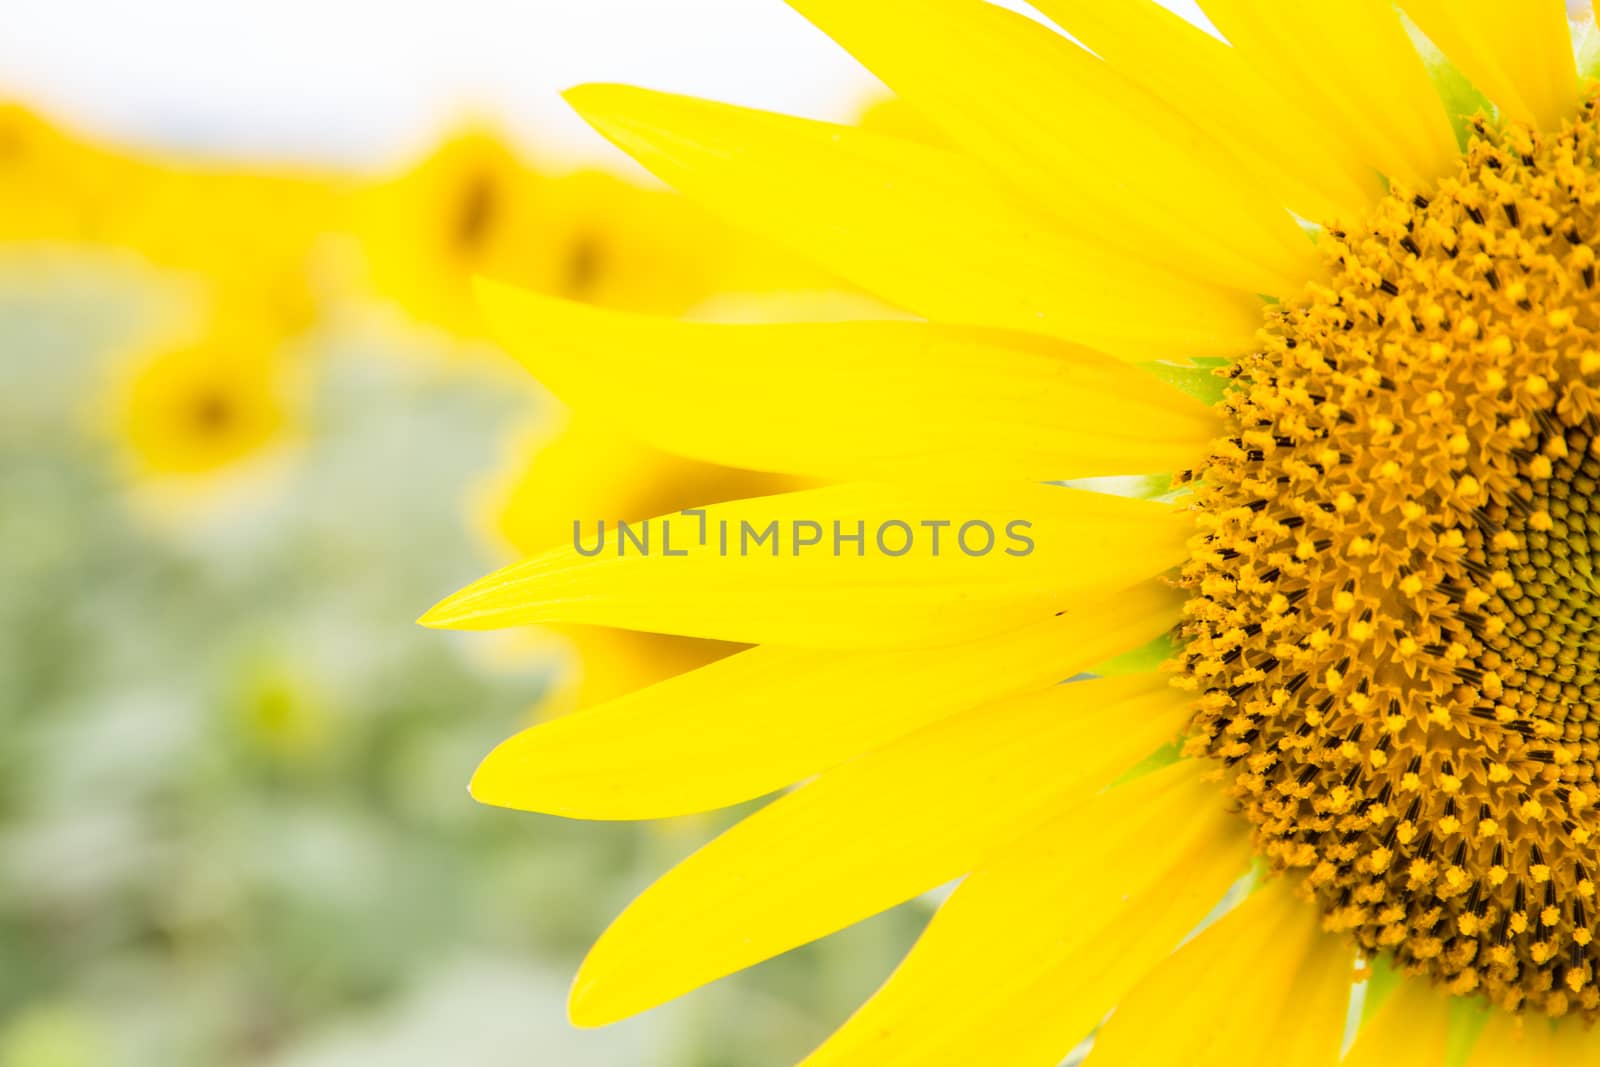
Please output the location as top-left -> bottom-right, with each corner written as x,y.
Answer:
1180,96 -> 1600,1019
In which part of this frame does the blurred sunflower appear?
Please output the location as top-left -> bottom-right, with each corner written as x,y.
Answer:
0,104 -> 340,341
0,102 -> 144,243
108,163 -> 340,337
356,124 -> 830,338
425,1 -> 1600,1064
113,317 -> 298,480
532,168 -> 829,317
356,126 -> 546,336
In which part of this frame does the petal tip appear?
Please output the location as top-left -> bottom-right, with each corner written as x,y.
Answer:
416,594 -> 466,629
562,82 -> 637,122
466,739 -> 529,810
567,967 -> 628,1030
465,758 -> 495,805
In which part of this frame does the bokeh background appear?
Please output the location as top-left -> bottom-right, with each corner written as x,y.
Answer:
0,3 -> 1204,1065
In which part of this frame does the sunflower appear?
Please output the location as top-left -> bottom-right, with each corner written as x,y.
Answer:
0,101 -> 146,243
0,102 -> 339,334
355,125 -> 547,336
424,0 -> 1600,1062
114,316 -> 298,481
108,163 -> 338,337
356,125 -> 826,339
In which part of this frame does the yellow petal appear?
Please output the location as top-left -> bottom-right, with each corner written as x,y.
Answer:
1467,1011 -> 1591,1067
422,481 -> 1190,650
531,624 -> 743,717
1087,878 -> 1354,1067
570,674 -> 1194,1026
1343,971 -> 1453,1067
470,578 -> 1181,819
1199,0 -> 1459,190
1032,0 -> 1384,220
565,84 -> 1261,362
476,281 -> 1218,482
852,94 -> 949,147
784,0 -> 1317,297
476,410 -> 808,561
799,760 -> 1255,1067
1400,0 -> 1577,131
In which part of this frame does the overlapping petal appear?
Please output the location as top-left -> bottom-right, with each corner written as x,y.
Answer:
1468,1009 -> 1592,1066
476,281 -> 1219,482
470,578 -> 1182,819
569,675 -> 1194,1026
422,481 -> 1189,650
1086,878 -> 1354,1067
1198,0 -> 1458,189
564,84 -> 1261,361
1401,0 -> 1578,131
1033,0 -> 1384,220
1342,969 -> 1454,1067
798,760 -> 1254,1067
784,0 -> 1318,297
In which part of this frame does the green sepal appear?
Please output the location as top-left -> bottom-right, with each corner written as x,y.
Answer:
1138,357 -> 1234,408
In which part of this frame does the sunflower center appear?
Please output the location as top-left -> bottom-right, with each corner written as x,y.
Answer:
190,389 -> 236,435
1179,94 -> 1600,1019
452,169 -> 500,256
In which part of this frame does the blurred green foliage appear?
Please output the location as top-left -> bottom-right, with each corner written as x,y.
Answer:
0,260 -> 923,1067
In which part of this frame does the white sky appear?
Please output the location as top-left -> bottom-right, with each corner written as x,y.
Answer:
0,0 -> 1208,171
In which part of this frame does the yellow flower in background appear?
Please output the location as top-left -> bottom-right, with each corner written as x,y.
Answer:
0,102 -> 340,339
108,164 -> 341,337
535,168 -> 830,316
114,316 -> 298,480
231,658 -> 335,763
0,102 -> 145,243
422,1 -> 1600,1064
356,123 -> 830,338
356,126 -> 546,336
0,109 -> 339,505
